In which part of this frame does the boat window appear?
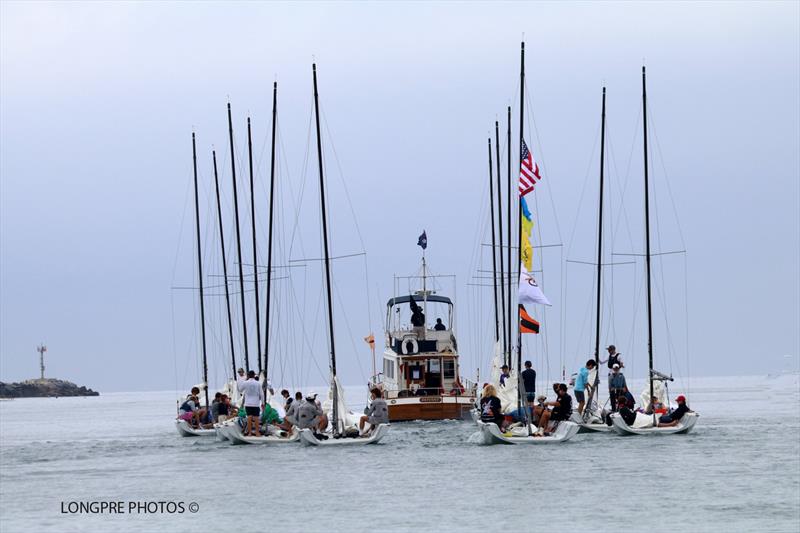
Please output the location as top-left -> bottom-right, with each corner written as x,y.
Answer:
428,359 -> 440,373
443,359 -> 455,379
383,358 -> 394,379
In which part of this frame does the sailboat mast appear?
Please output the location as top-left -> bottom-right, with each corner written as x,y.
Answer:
247,117 -> 262,374
494,121 -> 507,355
488,139 -> 500,341
264,82 -> 278,380
312,64 -> 338,430
191,133 -> 209,410
506,105 -> 512,368
517,42 -> 525,381
212,150 -> 238,378
593,87 -> 606,396
227,103 -> 250,371
642,66 -> 655,411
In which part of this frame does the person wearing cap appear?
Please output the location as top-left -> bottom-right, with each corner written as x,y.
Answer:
574,359 -> 596,415
239,370 -> 264,437
499,365 -> 511,387
658,395 -> 691,427
296,391 -> 328,436
608,364 -> 627,412
599,345 -> 624,371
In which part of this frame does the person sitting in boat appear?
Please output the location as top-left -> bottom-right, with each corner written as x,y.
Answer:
297,391 -> 328,437
614,396 -> 637,426
535,383 -> 572,436
479,384 -> 505,429
499,365 -> 510,387
658,395 -> 691,427
239,370 -> 264,437
210,392 -> 223,422
260,402 -> 284,435
434,318 -> 446,331
178,387 -> 211,428
619,387 -> 636,410
608,364 -> 627,411
217,394 -> 231,422
574,359 -> 596,415
281,389 -> 292,411
359,388 -> 389,436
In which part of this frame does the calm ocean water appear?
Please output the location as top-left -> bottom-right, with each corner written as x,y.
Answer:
1,374 -> 798,533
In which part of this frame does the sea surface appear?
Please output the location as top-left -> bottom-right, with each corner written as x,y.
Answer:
1,374 -> 799,533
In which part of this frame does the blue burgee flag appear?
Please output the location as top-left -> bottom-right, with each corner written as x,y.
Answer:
417,231 -> 427,250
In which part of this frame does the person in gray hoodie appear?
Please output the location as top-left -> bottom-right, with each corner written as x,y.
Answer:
359,388 -> 389,436
296,392 -> 326,435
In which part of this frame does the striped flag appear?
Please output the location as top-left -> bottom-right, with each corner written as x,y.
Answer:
519,304 -> 540,334
518,139 -> 541,196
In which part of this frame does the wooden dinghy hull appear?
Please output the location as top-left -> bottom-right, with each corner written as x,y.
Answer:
477,420 -> 580,445
298,425 -> 390,446
609,412 -> 699,435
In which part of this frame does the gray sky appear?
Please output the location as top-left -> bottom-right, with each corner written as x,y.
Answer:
1,1 -> 798,392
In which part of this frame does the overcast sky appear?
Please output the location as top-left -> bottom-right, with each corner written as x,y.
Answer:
1,1 -> 798,392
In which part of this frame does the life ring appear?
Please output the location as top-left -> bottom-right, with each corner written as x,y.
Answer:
401,337 -> 419,355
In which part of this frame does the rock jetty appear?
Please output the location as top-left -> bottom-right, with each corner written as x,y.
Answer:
0,378 -> 99,398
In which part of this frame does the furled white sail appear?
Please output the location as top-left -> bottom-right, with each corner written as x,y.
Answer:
639,380 -> 669,409
488,341 -> 518,414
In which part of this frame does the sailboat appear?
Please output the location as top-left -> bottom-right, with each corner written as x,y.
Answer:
225,83 -> 299,445
476,42 -> 579,445
569,87 -> 612,433
298,63 -> 389,446
608,67 -> 699,436
175,132 -> 216,437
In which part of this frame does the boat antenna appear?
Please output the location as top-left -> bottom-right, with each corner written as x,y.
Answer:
227,103 -> 250,372
593,87 -> 606,408
191,133 -> 209,410
494,121 -> 507,355
312,63 -> 339,434
212,149 -> 238,378
642,66 -> 656,422
264,81 -> 278,386
517,41 -> 529,432
487,137 -> 500,343
506,105 -> 512,368
247,116 -> 262,375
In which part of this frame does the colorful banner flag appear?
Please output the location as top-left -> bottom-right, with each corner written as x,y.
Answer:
518,139 -> 542,196
518,263 -> 551,306
521,197 -> 533,271
519,304 -> 540,334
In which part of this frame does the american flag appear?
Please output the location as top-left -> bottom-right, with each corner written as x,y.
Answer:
518,139 -> 541,196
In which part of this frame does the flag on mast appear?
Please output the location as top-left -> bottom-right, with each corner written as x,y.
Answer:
518,139 -> 541,197
519,304 -> 540,334
417,230 -> 427,250
519,263 -> 551,306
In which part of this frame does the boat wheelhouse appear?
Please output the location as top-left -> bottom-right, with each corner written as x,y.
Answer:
374,292 -> 477,421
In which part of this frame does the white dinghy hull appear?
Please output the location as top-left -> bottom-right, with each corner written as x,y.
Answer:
227,426 -> 299,445
477,420 -> 580,445
175,419 -> 215,437
298,425 -> 390,447
570,412 -> 612,433
609,412 -> 699,435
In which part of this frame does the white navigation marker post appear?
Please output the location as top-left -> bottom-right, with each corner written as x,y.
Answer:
36,344 -> 46,380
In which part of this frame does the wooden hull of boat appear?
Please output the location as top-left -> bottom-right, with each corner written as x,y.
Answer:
299,425 -> 389,446
477,420 -> 580,445
387,396 -> 475,421
175,419 -> 215,437
609,412 -> 699,435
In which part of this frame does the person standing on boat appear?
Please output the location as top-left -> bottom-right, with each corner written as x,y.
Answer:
574,359 -> 596,415
521,361 -> 537,409
600,345 -> 624,371
359,388 -> 388,436
657,395 -> 691,427
499,365 -> 511,387
608,364 -> 627,412
409,296 -> 425,338
239,370 -> 264,437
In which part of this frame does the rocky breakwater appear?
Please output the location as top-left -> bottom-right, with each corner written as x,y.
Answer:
0,378 -> 99,398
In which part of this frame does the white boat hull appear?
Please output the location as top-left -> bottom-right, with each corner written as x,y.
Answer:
227,424 -> 299,445
175,419 -> 215,437
477,420 -> 580,444
609,412 -> 699,435
570,412 -> 612,433
298,425 -> 390,446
